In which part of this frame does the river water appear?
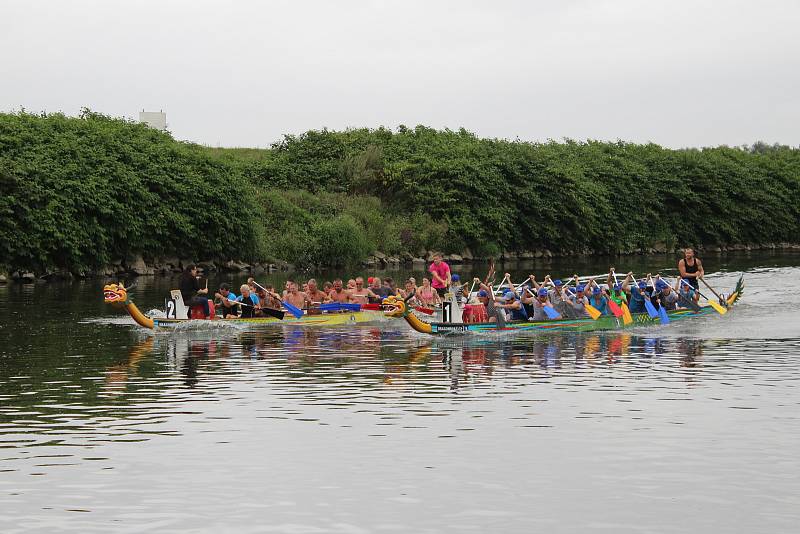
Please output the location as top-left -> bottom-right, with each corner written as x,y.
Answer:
1,253 -> 799,533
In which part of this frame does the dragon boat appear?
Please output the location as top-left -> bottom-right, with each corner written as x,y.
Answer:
103,283 -> 384,330
382,276 -> 744,336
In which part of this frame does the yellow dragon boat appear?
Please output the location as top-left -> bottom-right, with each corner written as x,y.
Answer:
103,283 -> 384,330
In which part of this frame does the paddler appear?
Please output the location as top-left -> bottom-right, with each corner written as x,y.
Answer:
284,280 -> 307,309
677,277 -> 700,306
545,277 -> 570,318
351,276 -> 378,304
586,278 -> 611,316
179,264 -> 210,318
326,279 -> 353,304
622,272 -> 649,314
305,278 -> 327,307
524,286 -> 556,321
235,284 -> 260,319
564,283 -> 590,318
655,278 -> 679,311
495,290 -> 528,321
678,248 -> 705,290
606,269 -> 629,307
214,283 -> 239,318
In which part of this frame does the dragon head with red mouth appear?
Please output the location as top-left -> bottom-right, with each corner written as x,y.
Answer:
103,283 -> 128,309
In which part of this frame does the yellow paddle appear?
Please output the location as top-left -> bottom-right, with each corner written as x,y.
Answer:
680,278 -> 726,315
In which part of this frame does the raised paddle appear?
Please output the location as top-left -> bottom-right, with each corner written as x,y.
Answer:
252,280 -> 303,319
610,270 -> 633,325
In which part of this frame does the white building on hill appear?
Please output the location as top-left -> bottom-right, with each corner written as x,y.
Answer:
139,110 -> 167,131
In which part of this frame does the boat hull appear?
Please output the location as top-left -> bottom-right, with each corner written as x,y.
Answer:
427,305 -> 716,334
150,310 -> 383,329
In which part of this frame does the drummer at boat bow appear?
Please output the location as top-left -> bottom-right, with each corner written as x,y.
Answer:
179,264 -> 209,318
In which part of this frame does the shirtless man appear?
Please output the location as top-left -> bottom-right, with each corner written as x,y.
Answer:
349,277 -> 377,304
305,279 -> 327,307
284,279 -> 307,309
326,279 -> 353,304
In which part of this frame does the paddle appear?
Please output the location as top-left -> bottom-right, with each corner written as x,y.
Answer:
666,278 -> 702,312
590,278 -> 623,318
679,279 -> 726,315
320,302 -> 361,312
523,286 -> 561,319
566,287 -> 602,320
220,297 -> 285,320
642,275 -> 660,319
252,280 -> 303,319
699,277 -> 728,309
610,270 -> 633,325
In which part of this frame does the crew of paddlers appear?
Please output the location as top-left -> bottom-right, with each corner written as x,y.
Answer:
178,249 -> 708,322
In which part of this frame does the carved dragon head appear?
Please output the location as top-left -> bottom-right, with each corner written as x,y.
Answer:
382,295 -> 408,318
103,283 -> 129,308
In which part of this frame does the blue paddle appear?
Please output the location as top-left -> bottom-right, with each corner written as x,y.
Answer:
319,302 -> 362,312
657,302 -> 670,324
642,280 -> 660,319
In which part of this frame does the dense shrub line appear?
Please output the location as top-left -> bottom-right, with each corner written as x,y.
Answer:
1,112 -> 798,273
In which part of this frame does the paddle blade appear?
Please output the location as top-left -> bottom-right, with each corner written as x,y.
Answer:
708,299 -> 727,315
584,303 -> 602,320
620,302 -> 633,325
543,305 -> 561,319
643,298 -> 659,318
261,307 -> 285,320
658,305 -> 670,325
607,299 -> 624,318
282,300 -> 304,318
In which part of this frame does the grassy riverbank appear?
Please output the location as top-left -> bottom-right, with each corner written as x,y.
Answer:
1,110 -> 798,276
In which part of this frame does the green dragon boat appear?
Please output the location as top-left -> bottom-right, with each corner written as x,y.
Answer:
383,276 -> 744,336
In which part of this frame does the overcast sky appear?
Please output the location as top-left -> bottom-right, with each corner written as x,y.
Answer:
2,0 -> 798,148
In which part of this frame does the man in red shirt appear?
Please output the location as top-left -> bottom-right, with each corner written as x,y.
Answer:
429,253 -> 451,298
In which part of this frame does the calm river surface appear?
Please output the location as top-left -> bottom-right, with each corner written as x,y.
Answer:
1,253 -> 799,533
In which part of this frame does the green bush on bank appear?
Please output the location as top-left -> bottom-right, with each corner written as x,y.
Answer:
242,127 -> 800,255
1,111 -> 798,273
0,110 -> 260,272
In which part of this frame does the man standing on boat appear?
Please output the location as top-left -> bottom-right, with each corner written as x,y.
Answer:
678,248 -> 705,290
179,264 -> 209,318
429,253 -> 451,298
